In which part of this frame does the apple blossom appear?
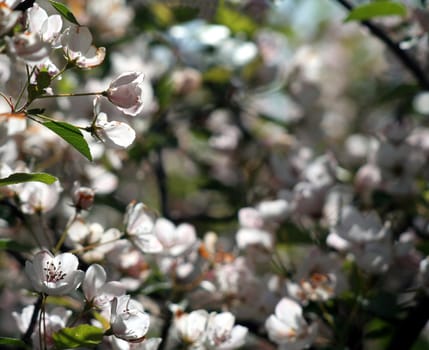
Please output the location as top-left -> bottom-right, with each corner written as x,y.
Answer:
205,311 -> 248,349
174,308 -> 209,346
27,4 -> 62,44
13,305 -> 72,350
124,201 -> 163,253
61,26 -> 106,68
265,297 -> 317,348
18,180 -> 62,214
8,32 -> 51,64
110,294 -> 151,342
83,264 -> 125,309
154,218 -> 197,256
25,251 -> 84,295
105,72 -> 145,116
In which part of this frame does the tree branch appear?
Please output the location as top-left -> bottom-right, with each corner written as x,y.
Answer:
334,0 -> 429,90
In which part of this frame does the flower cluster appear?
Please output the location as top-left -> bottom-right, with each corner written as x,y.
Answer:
3,1 -> 429,350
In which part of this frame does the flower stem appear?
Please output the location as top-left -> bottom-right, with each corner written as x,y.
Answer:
53,212 -> 78,254
35,91 -> 104,99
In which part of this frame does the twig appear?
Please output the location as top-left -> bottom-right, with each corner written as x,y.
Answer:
334,0 -> 429,90
22,295 -> 43,345
153,148 -> 170,219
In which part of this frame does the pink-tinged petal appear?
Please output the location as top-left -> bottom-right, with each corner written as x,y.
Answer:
176,223 -> 197,245
109,72 -> 144,89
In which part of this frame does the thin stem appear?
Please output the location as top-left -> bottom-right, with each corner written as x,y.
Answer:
22,295 -> 43,345
37,212 -> 54,249
53,212 -> 78,254
35,91 -> 104,99
333,0 -> 429,90
15,65 -> 36,110
68,237 -> 122,255
153,148 -> 170,219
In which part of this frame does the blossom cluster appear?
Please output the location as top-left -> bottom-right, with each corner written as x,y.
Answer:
2,1 -> 429,350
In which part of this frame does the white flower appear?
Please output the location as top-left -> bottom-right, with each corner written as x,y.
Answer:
18,180 -> 62,214
13,305 -> 72,350
27,4 -> 62,44
94,113 -> 136,148
109,336 -> 162,350
61,26 -> 105,68
83,264 -> 125,309
8,32 -> 51,64
154,218 -> 197,256
105,72 -> 145,116
90,96 -> 136,149
124,201 -> 163,253
265,298 -> 317,348
205,312 -> 248,349
110,295 -> 151,342
174,309 -> 209,346
25,251 -> 84,295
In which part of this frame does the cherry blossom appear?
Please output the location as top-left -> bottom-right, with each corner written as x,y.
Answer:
110,295 -> 151,342
25,251 -> 84,295
105,72 -> 145,116
265,298 -> 317,349
124,201 -> 163,253
83,264 -> 125,309
205,311 -> 248,349
61,26 -> 105,68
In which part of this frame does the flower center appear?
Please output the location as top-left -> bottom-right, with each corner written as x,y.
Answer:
44,260 -> 66,283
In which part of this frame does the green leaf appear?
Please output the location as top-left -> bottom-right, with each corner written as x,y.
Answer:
0,337 -> 28,348
345,1 -> 407,22
0,172 -> 57,186
53,325 -> 104,349
48,0 -> 80,25
36,71 -> 52,91
216,6 -> 257,35
0,239 -> 32,253
43,120 -> 92,161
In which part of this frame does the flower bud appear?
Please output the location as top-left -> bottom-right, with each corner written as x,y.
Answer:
105,72 -> 145,116
72,183 -> 95,211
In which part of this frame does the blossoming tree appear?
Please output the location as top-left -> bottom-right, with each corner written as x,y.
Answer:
1,1 -> 429,350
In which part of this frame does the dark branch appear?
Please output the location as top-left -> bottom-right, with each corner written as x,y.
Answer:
334,0 -> 429,90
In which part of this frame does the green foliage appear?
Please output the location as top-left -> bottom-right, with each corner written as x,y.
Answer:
0,172 -> 57,186
48,1 -> 80,25
52,325 -> 104,349
42,121 -> 93,161
216,6 -> 257,36
345,1 -> 407,22
0,337 -> 28,348
0,238 -> 32,252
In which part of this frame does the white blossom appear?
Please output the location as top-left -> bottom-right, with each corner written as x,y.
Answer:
110,295 -> 150,342
25,251 -> 84,295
